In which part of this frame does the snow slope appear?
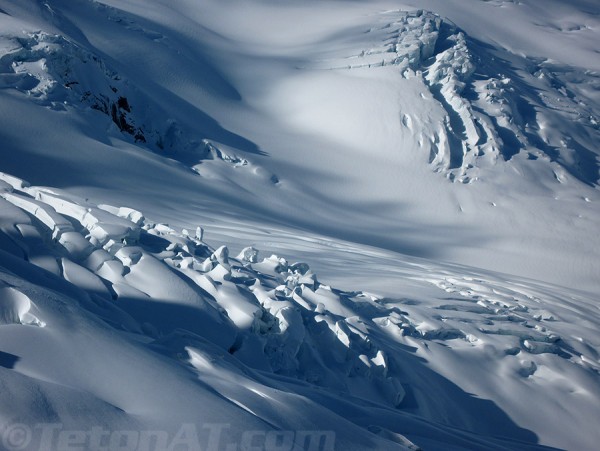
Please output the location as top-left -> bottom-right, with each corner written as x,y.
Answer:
0,0 -> 599,450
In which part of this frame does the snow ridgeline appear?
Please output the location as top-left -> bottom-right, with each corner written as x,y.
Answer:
326,9 -> 600,184
1,171 -> 599,445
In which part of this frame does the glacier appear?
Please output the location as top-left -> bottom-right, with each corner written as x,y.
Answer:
0,1 -> 599,450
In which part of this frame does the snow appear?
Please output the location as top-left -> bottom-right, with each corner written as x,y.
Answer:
0,0 -> 599,450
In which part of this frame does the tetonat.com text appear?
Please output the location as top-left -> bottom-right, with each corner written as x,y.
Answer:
1,422 -> 336,451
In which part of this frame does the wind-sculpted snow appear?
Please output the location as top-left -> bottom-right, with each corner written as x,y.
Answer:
321,9 -> 600,184
1,172 -> 598,449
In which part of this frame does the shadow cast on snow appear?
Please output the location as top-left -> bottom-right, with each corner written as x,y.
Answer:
0,243 -> 559,450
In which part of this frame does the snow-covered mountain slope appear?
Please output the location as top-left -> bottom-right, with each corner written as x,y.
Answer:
3,172 -> 594,450
1,0 -> 598,293
0,0 -> 599,450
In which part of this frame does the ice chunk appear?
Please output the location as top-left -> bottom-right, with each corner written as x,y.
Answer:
61,258 -> 111,300
32,191 -> 88,222
98,205 -> 145,226
115,246 -> 143,267
211,245 -> 229,265
0,172 -> 30,190
58,231 -> 95,262
2,192 -> 74,237
236,246 -> 259,263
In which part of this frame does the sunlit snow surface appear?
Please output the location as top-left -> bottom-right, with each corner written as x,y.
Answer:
0,1 -> 599,450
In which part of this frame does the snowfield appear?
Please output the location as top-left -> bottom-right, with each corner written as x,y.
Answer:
0,1 -> 599,450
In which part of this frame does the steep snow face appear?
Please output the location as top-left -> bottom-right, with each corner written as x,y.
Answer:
0,0 -> 599,450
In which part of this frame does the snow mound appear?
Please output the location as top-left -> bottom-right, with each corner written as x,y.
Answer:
0,286 -> 44,327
